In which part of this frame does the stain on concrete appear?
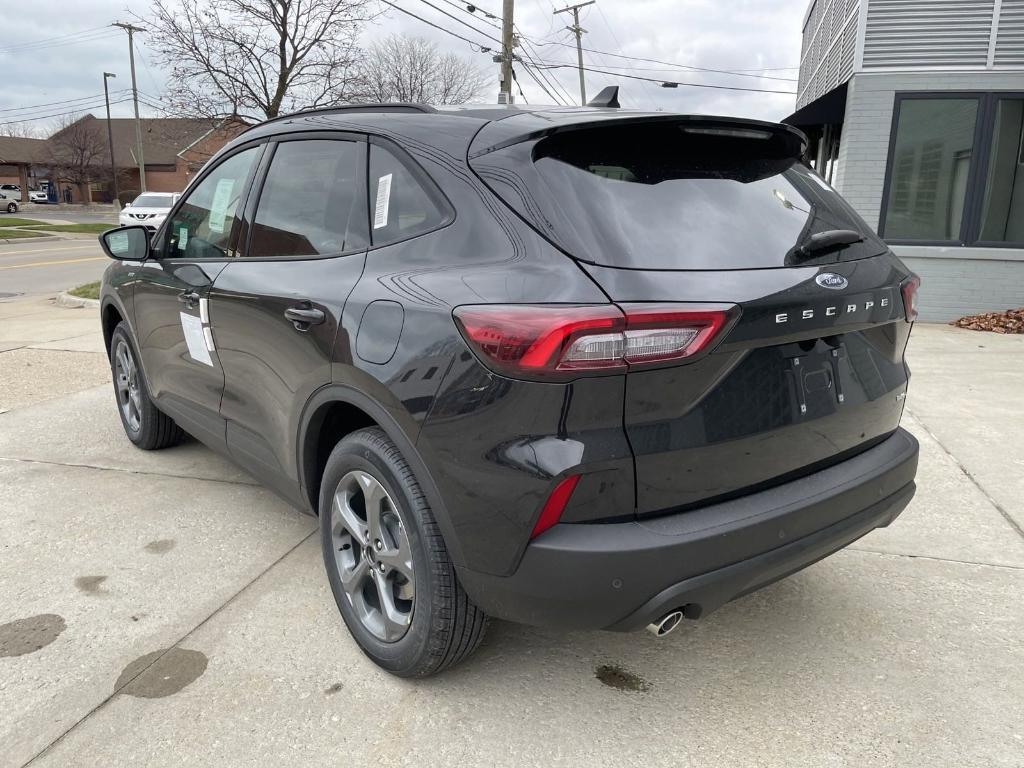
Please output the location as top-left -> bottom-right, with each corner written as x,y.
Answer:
74,575 -> 108,595
115,648 -> 208,699
0,614 -> 66,657
595,664 -> 652,693
324,682 -> 345,696
144,539 -> 176,554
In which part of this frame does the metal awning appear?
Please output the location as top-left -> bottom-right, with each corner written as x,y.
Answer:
783,83 -> 848,128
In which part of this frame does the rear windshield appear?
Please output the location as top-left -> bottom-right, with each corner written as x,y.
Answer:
471,120 -> 886,270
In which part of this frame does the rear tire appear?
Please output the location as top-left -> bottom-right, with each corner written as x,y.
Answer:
109,322 -> 185,450
6,203 -> 15,213
319,427 -> 487,677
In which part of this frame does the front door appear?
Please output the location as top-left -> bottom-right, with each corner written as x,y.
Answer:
211,136 -> 369,505
132,144 -> 263,448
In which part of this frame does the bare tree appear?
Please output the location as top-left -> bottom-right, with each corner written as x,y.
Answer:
0,122 -> 45,139
47,115 -> 110,203
356,35 -> 490,104
141,0 -> 374,120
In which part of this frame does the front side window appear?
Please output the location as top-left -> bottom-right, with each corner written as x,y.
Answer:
881,93 -> 1024,246
249,139 -> 368,258
369,144 -> 448,247
166,146 -> 259,259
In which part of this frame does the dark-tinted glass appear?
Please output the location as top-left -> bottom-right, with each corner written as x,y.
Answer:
473,121 -> 885,270
881,98 -> 979,241
979,98 -> 1024,243
369,144 -> 447,247
166,147 -> 259,259
250,139 -> 368,258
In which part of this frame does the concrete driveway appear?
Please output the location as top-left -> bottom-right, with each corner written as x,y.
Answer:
1,296 -> 1022,768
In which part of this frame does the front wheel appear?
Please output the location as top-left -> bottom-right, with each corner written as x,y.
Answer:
319,427 -> 487,677
109,322 -> 185,450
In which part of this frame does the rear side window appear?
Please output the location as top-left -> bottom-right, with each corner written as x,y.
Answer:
471,120 -> 887,270
369,144 -> 448,247
249,139 -> 368,258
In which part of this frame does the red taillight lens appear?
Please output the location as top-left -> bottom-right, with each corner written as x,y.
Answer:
453,304 -> 735,379
530,475 -> 580,539
901,275 -> 920,322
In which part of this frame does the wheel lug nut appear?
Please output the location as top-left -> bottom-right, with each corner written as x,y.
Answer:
374,540 -> 383,551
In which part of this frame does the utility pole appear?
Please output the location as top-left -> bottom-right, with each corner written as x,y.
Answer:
554,1 -> 595,105
102,72 -> 120,208
498,0 -> 515,104
112,22 -> 146,192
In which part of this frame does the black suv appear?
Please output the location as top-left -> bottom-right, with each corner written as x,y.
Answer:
99,103 -> 920,677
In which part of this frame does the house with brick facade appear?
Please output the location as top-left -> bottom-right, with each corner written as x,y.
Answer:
785,0 -> 1024,321
0,115 -> 248,205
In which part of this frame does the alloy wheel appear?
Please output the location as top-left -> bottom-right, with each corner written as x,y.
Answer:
330,470 -> 415,642
114,339 -> 142,432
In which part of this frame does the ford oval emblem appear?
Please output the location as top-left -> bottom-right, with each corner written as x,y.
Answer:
815,273 -> 848,290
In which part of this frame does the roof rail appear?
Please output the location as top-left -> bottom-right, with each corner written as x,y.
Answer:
241,103 -> 437,135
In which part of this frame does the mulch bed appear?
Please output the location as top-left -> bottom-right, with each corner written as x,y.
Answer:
950,308 -> 1024,334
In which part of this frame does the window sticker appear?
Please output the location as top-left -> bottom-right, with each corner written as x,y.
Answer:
373,173 -> 393,229
178,226 -> 189,252
180,312 -> 213,366
208,178 -> 235,234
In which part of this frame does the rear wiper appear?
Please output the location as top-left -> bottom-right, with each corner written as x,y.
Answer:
795,229 -> 864,260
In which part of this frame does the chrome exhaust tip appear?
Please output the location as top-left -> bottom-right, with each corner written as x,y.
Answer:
646,610 -> 684,637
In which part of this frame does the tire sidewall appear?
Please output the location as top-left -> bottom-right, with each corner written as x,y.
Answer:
109,323 -> 147,443
319,432 -> 438,673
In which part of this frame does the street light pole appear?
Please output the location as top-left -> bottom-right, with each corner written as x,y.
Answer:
102,72 -> 120,208
554,1 -> 595,105
112,22 -> 146,192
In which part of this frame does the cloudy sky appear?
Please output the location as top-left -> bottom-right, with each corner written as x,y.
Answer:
0,0 -> 805,134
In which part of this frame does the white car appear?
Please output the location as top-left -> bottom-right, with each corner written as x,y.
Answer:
0,193 -> 19,213
119,192 -> 180,231
29,190 -> 48,203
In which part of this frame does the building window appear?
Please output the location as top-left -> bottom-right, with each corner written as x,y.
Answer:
880,93 -> 1024,247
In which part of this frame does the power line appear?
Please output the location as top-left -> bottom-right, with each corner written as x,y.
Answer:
516,31 -> 574,105
379,0 -> 495,49
0,90 -> 132,115
0,30 -> 120,55
0,97 -> 134,127
414,0 -> 502,44
532,63 -> 797,94
530,39 -> 799,82
434,0 -> 501,28
0,25 -> 113,52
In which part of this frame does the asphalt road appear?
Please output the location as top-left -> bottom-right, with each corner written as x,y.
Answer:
0,240 -> 108,298
1,299 -> 1022,768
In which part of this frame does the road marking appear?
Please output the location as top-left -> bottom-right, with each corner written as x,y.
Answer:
0,244 -> 100,257
0,256 -> 106,270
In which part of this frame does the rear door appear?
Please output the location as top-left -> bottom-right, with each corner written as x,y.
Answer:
133,144 -> 263,448
211,134 -> 369,506
470,116 -> 915,515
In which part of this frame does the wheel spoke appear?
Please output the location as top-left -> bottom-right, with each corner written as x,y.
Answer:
331,491 -> 368,547
371,568 -> 411,641
339,554 -> 370,597
357,472 -> 388,544
377,534 -> 414,583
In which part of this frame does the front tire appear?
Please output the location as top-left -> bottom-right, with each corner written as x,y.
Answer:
320,427 -> 487,677
109,322 -> 185,450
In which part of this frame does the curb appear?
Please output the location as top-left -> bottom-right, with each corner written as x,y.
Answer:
0,235 -> 62,245
55,291 -> 100,309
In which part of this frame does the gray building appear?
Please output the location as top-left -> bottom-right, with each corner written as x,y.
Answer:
786,0 -> 1024,321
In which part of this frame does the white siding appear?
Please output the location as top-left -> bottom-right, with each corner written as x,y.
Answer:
995,0 -> 1024,65
796,0 -> 862,109
863,0 -> 997,68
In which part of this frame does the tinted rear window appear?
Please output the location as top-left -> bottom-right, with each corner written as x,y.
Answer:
471,120 -> 886,270
133,194 -> 175,208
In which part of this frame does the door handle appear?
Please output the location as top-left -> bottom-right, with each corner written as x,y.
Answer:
178,290 -> 199,308
284,304 -> 325,331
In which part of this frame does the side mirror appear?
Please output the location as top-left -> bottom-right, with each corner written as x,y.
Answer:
100,225 -> 151,262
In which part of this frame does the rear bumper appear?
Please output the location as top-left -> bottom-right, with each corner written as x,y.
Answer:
456,427 -> 918,631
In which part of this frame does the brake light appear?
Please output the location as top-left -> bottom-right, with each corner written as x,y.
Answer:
453,303 -> 735,379
530,475 -> 580,539
901,275 -> 920,322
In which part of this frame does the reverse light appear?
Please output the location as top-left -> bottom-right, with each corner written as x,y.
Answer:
901,275 -> 920,322
530,475 -> 580,539
453,303 -> 736,380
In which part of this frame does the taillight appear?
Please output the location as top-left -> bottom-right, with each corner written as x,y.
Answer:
453,303 -> 736,380
901,275 -> 920,322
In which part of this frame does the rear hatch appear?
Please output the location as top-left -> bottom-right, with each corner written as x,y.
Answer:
469,113 -> 914,516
